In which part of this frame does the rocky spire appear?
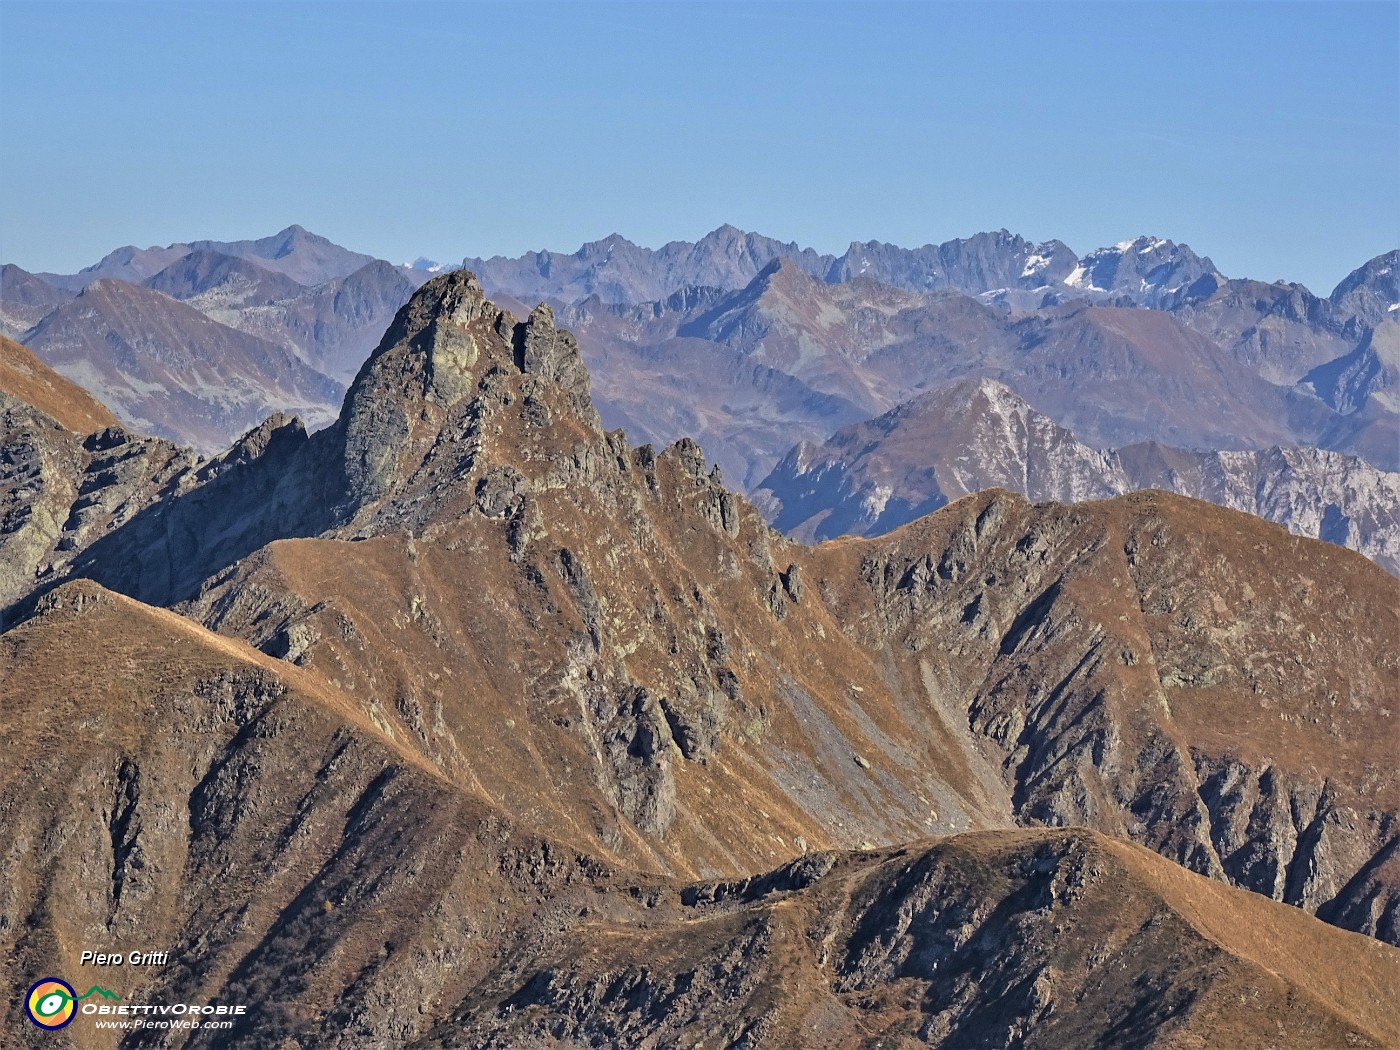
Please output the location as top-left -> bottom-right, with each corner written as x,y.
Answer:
333,270 -> 603,510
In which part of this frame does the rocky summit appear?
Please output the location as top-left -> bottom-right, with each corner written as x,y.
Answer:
1,271 -> 1398,1047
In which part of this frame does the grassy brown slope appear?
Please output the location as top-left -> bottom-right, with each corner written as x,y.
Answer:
17,271 -> 1398,945
811,487 -> 1400,939
0,580 -> 634,1049
426,828 -> 1400,1049
0,333 -> 118,434
4,584 -> 1394,1048
181,489 -> 1013,880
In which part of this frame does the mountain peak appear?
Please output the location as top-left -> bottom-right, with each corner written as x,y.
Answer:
334,270 -> 601,510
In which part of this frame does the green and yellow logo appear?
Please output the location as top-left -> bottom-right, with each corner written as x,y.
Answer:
24,978 -> 120,1029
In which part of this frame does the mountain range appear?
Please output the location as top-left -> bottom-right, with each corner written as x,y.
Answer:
1,271 -> 1396,1045
752,375 -> 1400,572
4,226 -> 1396,575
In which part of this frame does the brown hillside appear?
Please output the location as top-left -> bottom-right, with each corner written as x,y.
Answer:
0,333 -> 118,433
2,580 -> 1396,1049
152,273 -> 1400,943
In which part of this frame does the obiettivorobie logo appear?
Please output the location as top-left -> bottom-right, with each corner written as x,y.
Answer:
25,978 -> 121,1029
22,976 -> 248,1033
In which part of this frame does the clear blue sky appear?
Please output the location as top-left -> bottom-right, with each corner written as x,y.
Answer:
2,1 -> 1396,293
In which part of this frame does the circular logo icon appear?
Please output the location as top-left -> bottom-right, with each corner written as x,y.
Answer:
26,978 -> 77,1029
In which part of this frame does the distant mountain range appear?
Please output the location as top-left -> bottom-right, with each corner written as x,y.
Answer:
751,376 -> 1400,574
21,278 -> 344,451
462,226 -> 1234,310
2,225 -> 1396,572
35,223 -> 386,290
2,227 -> 435,449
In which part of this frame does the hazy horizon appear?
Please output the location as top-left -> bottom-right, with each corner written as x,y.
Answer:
2,1 -> 1396,292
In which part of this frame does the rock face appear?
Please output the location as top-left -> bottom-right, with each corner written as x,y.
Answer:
1,271 -> 1398,1046
1330,250 -> 1400,327
144,248 -> 309,308
1062,236 -> 1223,307
0,338 -> 195,619
826,229 -> 1080,299
753,376 -> 1400,573
436,831 -> 1400,1050
753,377 -> 1123,540
820,489 -> 1400,945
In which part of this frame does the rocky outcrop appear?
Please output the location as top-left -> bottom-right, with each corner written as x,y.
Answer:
820,489 -> 1400,941
1330,250 -> 1400,328
0,348 -> 198,624
432,831 -> 1400,1049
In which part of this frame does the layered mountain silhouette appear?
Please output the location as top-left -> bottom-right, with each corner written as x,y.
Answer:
753,376 -> 1400,572
8,226 -> 1395,458
1,272 -> 1397,1045
35,223 -> 385,290
558,256 -> 1392,485
21,278 -> 344,451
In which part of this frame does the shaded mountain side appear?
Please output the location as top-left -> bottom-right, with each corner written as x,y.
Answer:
21,278 -> 344,452
752,377 -> 1400,572
1169,276 -> 1362,385
201,258 -> 428,385
433,830 -> 1400,1050
1304,317 -> 1399,417
0,333 -> 118,434
0,264 -> 74,340
144,247 -> 309,305
139,249 -> 428,386
2,272 -> 1392,948
4,582 -> 1395,1049
0,339 -> 197,619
